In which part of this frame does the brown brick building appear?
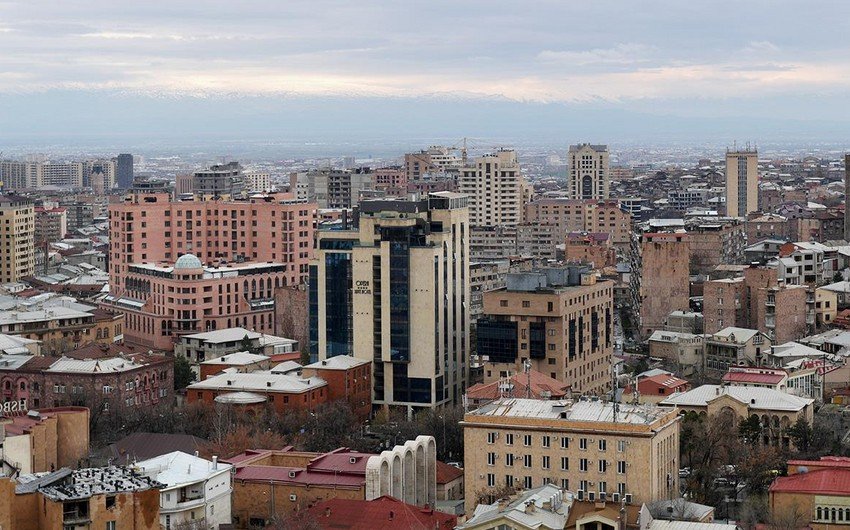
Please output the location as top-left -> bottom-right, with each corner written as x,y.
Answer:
630,232 -> 691,339
301,356 -> 372,419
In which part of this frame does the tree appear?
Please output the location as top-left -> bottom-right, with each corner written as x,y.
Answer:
174,354 -> 196,390
473,482 -> 517,507
738,415 -> 762,446
203,424 -> 286,459
785,417 -> 813,455
737,445 -> 784,495
737,495 -> 769,530
240,334 -> 255,353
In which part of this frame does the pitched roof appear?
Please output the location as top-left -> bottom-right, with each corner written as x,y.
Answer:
103,432 -> 207,462
659,385 -> 813,412
307,496 -> 457,530
466,370 -> 569,402
770,468 -> 850,495
435,461 -> 463,484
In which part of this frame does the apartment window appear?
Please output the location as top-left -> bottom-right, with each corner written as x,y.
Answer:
580,458 -> 588,472
542,435 -> 551,448
487,473 -> 495,487
561,478 -> 570,490
522,301 -> 530,308
618,461 -> 626,474
523,455 -> 532,468
506,475 -> 514,487
487,452 -> 496,466
617,440 -> 626,452
523,434 -> 532,447
598,481 -> 607,494
561,457 -> 569,470
598,439 -> 607,452
542,456 -> 550,470
487,432 -> 497,444
500,300 -> 508,307
506,453 -> 515,466
598,460 -> 608,473
561,437 -> 570,449
618,483 -> 626,495
524,476 -> 533,489
580,438 -> 588,450
106,522 -> 116,530
505,433 -> 514,445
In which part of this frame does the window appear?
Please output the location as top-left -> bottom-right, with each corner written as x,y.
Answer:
580,438 -> 588,450
618,461 -> 626,474
487,473 -> 496,487
580,458 -> 588,472
524,476 -> 533,489
561,478 -> 569,490
505,433 -> 514,445
524,455 -> 532,468
487,432 -> 497,444
487,452 -> 496,466
505,475 -> 514,487
542,456 -> 550,470
522,301 -> 530,308
561,437 -> 570,449
598,481 -> 607,494
618,482 -> 626,495
542,435 -> 551,448
106,522 -> 116,530
617,440 -> 626,452
523,435 -> 532,447
561,457 -> 569,470
598,439 -> 607,452
500,300 -> 508,307
506,453 -> 515,466
598,460 -> 608,473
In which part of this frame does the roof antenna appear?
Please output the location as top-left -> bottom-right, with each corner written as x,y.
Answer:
523,359 -> 532,399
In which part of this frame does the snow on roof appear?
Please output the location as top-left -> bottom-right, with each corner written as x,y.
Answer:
304,355 -> 370,370
659,385 -> 813,412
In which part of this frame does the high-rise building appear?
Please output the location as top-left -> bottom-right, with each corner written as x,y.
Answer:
476,266 -> 614,394
34,205 -> 67,244
193,161 -> 244,197
243,171 -> 272,193
36,162 -> 85,188
725,148 -> 759,217
0,195 -> 35,283
458,149 -> 528,227
568,144 -> 610,200
404,146 -> 462,180
310,193 -> 470,409
115,153 -> 134,189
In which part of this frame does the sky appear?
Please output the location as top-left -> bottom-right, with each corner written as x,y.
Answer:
2,0 -> 850,148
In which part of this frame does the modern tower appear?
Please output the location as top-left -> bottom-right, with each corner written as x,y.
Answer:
568,144 -> 610,200
116,153 -> 134,189
0,195 -> 35,283
725,147 -> 759,217
310,193 -> 470,409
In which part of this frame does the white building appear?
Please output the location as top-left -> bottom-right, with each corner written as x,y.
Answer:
568,144 -> 610,200
135,451 -> 233,530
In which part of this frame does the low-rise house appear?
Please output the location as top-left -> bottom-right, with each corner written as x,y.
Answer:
198,351 -> 271,380
623,373 -> 690,404
186,370 -> 329,413
301,355 -> 372,419
647,331 -> 704,376
704,327 -> 771,374
0,407 -> 89,474
135,451 -> 233,530
459,485 -> 571,530
769,456 -> 850,529
436,461 -> 464,501
174,327 -> 297,364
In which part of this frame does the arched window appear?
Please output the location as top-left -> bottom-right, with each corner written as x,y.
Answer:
817,507 -> 822,520
19,381 -> 25,391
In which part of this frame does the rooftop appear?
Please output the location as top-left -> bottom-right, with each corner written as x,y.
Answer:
770,468 -> 850,495
462,485 -> 571,530
659,384 -> 813,412
308,495 -> 457,530
134,451 -> 231,490
21,466 -> 163,500
187,371 -> 327,394
183,327 -> 260,344
304,355 -> 371,371
200,351 -> 269,366
466,398 -> 674,426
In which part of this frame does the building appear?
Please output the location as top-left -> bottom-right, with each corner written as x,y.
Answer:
306,496 -> 457,530
0,407 -> 89,474
564,232 -> 617,267
301,355 -> 372,418
193,161 -> 244,197
647,331 -> 704,376
458,150 -> 528,227
174,327 -> 297,365
702,266 -> 810,343
5,465 -> 162,530
470,226 -> 517,260
686,219 -> 745,275
107,191 -> 315,292
515,223 -> 559,259
704,326 -> 772,373
569,144 -> 610,200
659,385 -> 813,447
0,343 -> 173,411
0,195 -> 35,284
243,171 -> 272,193
477,267 -> 614,394
225,437 -> 437,529
459,484 -> 571,530
292,168 -> 375,209
135,451 -> 233,530
0,306 -> 124,356
465,370 -> 570,407
461,398 -> 680,513
115,153 -> 134,189
745,213 -> 790,244
725,148 -> 758,217
404,146 -> 462,180
769,456 -> 850,529
524,198 -> 631,249
630,231 -> 690,339
623,373 -> 690,404
722,365 -> 822,400
198,351 -> 271,379
186,366 -> 330,412
310,193 -> 469,409
34,205 -> 68,245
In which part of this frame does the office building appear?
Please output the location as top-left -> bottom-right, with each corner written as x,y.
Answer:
193,161 -> 244,197
461,398 -> 680,514
477,267 -> 614,394
458,149 -> 529,227
310,193 -> 469,408
115,153 -> 134,189
568,144 -> 610,200
0,195 -> 35,283
725,148 -> 758,217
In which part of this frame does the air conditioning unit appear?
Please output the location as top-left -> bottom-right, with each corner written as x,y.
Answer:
612,493 -> 620,503
588,491 -> 596,502
600,492 -> 607,502
577,490 -> 585,501
624,493 -> 633,504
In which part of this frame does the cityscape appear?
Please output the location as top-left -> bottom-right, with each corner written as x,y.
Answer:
4,1 -> 850,530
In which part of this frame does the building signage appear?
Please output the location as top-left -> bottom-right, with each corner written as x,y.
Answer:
354,280 -> 371,295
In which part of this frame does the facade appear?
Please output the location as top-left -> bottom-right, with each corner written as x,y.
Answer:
174,327 -> 297,365
647,331 -> 704,376
516,223 -> 559,259
461,398 -> 681,513
186,368 -> 330,412
193,161 -> 244,197
725,148 -> 758,217
686,219 -> 745,275
301,355 -> 372,419
569,144 -> 610,200
243,171 -> 272,192
198,352 -> 271,380
404,146 -> 462,180
0,306 -> 124,356
293,168 -> 375,209
458,150 -> 528,227
34,205 -> 68,244
470,225 -> 517,260
108,191 -> 315,291
6,466 -> 162,530
704,326 -> 772,373
0,407 -> 90,474
310,193 -> 470,409
524,198 -> 630,248
477,267 -> 614,395
0,343 -> 173,411
769,457 -> 850,530
0,195 -> 35,284
745,213 -> 790,244
135,451 -> 233,530
115,153 -> 134,189
630,232 -> 690,339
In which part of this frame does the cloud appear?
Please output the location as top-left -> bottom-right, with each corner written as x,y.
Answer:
743,40 -> 780,54
537,43 -> 657,66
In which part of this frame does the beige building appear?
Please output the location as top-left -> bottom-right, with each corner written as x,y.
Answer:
647,331 -> 704,376
524,198 -> 631,249
704,327 -> 772,374
477,267 -> 614,395
243,171 -> 272,192
458,149 -> 529,227
311,193 -> 470,408
725,148 -> 758,217
0,195 -> 35,283
569,144 -> 610,200
630,232 -> 690,339
461,398 -> 681,514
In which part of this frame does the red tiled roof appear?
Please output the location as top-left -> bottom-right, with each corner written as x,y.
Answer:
435,461 -> 463,484
234,465 -> 365,488
770,468 -> 850,495
20,356 -> 59,371
466,370 -> 569,402
307,496 -> 457,530
308,449 -> 372,474
723,371 -> 785,385
641,373 -> 689,389
788,457 -> 850,469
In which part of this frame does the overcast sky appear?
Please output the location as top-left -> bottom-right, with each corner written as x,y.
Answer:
2,1 -> 850,145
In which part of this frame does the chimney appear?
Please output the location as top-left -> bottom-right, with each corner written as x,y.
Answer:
845,154 -> 850,241
212,456 -> 218,470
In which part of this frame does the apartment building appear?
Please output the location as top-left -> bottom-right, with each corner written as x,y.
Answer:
107,192 -> 315,292
524,198 -> 631,249
461,398 -> 680,514
458,150 -> 529,227
470,225 -> 517,260
477,267 -> 613,394
745,213 -> 790,244
374,166 -> 407,194
568,144 -> 610,200
310,193 -> 469,409
0,306 -> 123,356
404,146 -> 462,180
725,148 -> 759,217
193,161 -> 244,198
291,167 -> 375,209
243,170 -> 272,192
686,218 -> 745,275
704,327 -> 772,374
34,205 -> 68,244
0,195 -> 35,283
629,231 -> 690,339
0,407 -> 89,475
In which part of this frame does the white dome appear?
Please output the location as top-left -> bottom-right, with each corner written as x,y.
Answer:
174,253 -> 203,269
